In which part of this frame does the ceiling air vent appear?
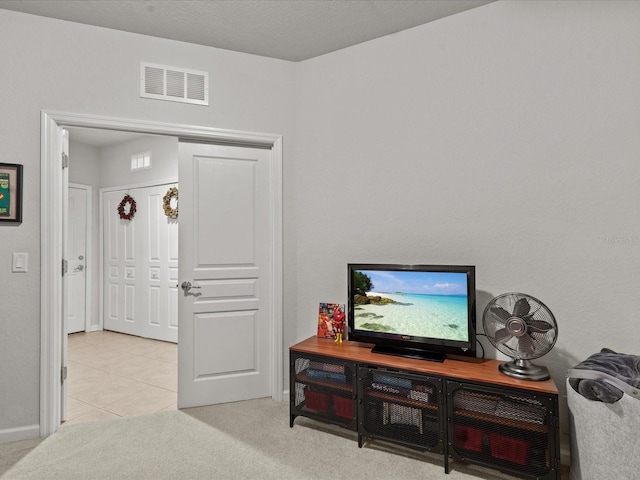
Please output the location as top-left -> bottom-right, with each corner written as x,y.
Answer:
140,62 -> 209,106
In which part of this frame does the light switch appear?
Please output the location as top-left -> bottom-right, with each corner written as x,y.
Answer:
12,252 -> 28,273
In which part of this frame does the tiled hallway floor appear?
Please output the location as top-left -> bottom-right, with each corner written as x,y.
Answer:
64,330 -> 177,426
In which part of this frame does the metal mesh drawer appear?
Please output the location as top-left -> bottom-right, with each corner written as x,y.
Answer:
359,367 -> 443,452
290,353 -> 357,429
448,381 -> 558,479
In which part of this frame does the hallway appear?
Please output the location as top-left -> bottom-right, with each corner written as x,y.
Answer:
64,331 -> 177,426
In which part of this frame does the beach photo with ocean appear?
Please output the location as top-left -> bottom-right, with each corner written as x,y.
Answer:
354,291 -> 469,341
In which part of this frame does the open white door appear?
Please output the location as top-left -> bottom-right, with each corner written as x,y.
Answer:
60,129 -> 69,422
178,142 -> 273,408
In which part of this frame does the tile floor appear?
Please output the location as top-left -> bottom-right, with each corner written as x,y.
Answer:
63,330 -> 177,426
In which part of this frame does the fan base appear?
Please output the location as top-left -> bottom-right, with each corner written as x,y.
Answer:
499,359 -> 550,381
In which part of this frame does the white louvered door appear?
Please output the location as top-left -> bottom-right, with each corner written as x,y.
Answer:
103,184 -> 179,342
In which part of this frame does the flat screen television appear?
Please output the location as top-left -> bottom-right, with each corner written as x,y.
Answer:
347,263 -> 476,362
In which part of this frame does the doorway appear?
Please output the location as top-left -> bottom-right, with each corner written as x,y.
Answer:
65,135 -> 180,424
40,111 -> 284,437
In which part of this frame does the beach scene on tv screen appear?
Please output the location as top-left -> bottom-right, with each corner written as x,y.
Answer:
353,270 -> 469,342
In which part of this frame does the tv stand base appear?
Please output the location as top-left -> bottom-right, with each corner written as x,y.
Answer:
290,337 -> 561,480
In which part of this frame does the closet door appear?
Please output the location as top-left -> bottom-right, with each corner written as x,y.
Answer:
103,184 -> 179,342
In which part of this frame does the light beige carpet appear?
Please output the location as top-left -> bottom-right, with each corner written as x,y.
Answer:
1,398 -> 528,479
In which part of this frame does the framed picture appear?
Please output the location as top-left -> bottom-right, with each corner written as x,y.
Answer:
317,303 -> 346,339
0,163 -> 23,223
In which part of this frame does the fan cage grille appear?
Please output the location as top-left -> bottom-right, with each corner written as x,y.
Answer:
482,293 -> 557,360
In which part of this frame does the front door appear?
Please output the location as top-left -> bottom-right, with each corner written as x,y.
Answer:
66,185 -> 88,334
177,142 -> 273,408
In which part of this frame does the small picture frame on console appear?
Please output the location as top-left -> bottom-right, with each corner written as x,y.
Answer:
317,303 -> 346,339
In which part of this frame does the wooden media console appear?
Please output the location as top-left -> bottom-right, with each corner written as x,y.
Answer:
290,336 -> 560,479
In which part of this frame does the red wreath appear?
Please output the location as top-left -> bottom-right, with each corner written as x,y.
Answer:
117,194 -> 137,220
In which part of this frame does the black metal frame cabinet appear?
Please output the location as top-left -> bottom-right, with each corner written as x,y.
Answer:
289,337 -> 561,480
446,380 -> 560,479
290,351 -> 357,430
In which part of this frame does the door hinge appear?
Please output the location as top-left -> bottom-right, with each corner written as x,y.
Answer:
61,365 -> 67,383
62,152 -> 69,169
62,258 -> 68,276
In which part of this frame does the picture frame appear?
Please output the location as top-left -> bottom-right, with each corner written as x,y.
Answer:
0,163 -> 23,223
317,303 -> 346,339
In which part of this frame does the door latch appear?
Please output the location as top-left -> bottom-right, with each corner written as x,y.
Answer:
181,281 -> 202,292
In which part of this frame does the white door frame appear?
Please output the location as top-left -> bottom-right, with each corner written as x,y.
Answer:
68,183 -> 93,334
40,110 -> 283,437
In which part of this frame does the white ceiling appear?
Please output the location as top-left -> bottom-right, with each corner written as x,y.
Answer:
0,0 -> 494,62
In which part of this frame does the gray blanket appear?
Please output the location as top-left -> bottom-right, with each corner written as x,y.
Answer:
568,348 -> 640,403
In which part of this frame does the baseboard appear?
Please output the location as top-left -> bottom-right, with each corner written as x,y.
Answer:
0,424 -> 40,444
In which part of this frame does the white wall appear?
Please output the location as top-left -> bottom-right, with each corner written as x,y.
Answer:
69,142 -> 101,187
293,0 -> 640,439
99,135 -> 178,188
0,9 -> 294,439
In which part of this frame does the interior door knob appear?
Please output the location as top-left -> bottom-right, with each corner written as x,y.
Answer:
181,281 -> 201,292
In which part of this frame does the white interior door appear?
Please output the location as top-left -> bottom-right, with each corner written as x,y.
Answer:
60,129 -> 70,422
178,142 -> 273,408
103,189 -> 136,337
139,184 -> 179,341
103,184 -> 179,342
66,186 -> 88,334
